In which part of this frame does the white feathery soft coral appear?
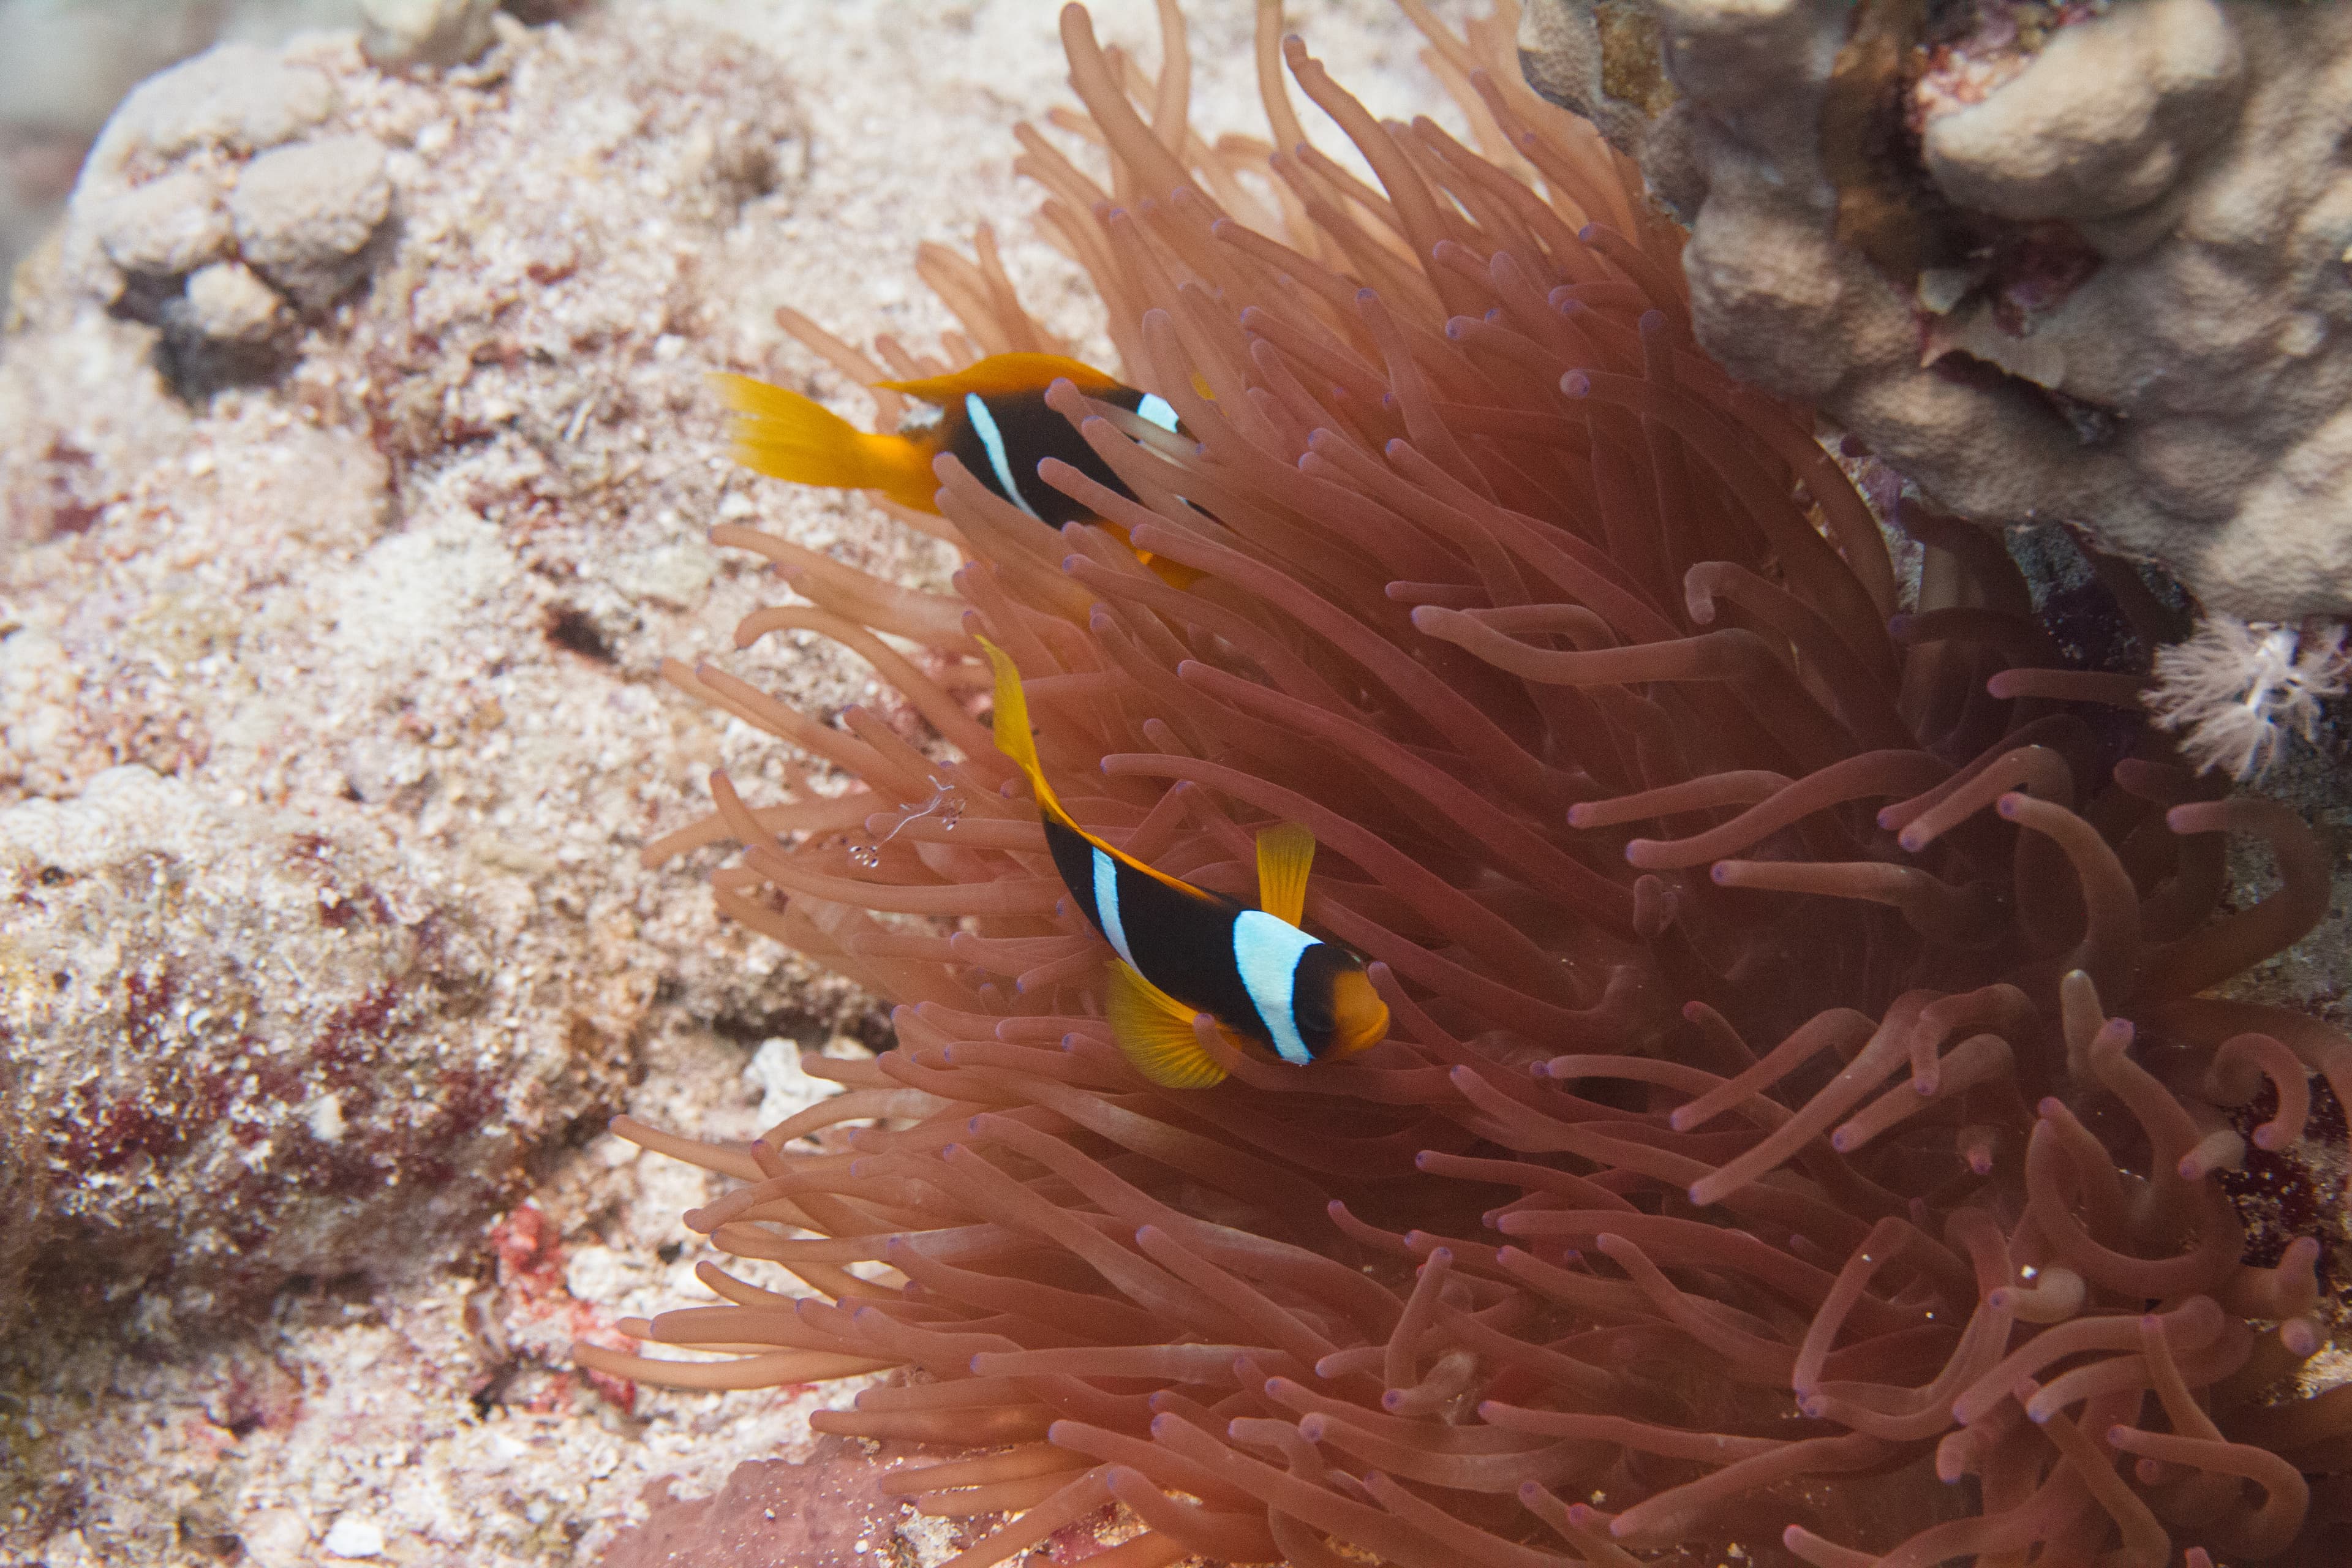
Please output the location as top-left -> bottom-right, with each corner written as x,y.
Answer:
2146,614 -> 2349,779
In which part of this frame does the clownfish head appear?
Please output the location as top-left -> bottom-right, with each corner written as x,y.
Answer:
1326,964 -> 1390,1058
1289,945 -> 1390,1062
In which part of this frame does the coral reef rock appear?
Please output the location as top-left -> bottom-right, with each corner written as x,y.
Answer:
42,37 -> 379,387
0,4 -> 895,1334
1519,0 -> 2352,623
0,764 -> 541,1316
225,132 -> 394,306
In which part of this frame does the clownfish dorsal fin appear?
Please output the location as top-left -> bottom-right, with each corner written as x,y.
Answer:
1255,821 -> 1317,928
876,353 -> 1120,406
1105,961 -> 1229,1089
975,635 -> 1063,818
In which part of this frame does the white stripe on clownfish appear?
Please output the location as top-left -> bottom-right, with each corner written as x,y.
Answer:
1231,910 -> 1317,1066
963,391 -> 1041,521
1091,847 -> 1137,968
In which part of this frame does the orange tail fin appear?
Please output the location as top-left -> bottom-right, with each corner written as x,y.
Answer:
713,374 -> 941,512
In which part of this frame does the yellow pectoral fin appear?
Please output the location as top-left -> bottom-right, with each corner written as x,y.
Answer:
713,373 -> 940,511
1137,551 -> 1204,590
1254,821 -> 1317,927
1091,519 -> 1201,592
877,352 -> 1121,404
1104,962 -> 1228,1089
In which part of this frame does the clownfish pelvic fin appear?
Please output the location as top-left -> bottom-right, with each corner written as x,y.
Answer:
713,372 -> 941,512
1105,960 -> 1229,1089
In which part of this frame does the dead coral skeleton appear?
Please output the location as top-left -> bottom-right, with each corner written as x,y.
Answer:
586,4 -> 2352,1565
1515,0 -> 2352,628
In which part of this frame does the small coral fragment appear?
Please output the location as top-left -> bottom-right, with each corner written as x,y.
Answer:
2148,614 -> 2350,779
181,258 -> 284,342
90,167 -> 232,277
360,0 -> 500,70
88,42 -> 336,170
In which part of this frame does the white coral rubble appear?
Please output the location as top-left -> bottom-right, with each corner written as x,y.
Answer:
2147,614 -> 2350,779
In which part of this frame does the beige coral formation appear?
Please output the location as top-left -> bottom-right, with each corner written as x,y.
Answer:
0,0 -> 522,292
1519,0 -> 2352,629
0,13 -> 878,1355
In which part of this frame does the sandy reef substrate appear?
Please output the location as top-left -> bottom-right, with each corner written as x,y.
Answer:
0,3 -> 1468,1564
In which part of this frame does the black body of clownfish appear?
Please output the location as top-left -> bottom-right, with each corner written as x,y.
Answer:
977,636 -> 1390,1088
714,351 -> 1199,587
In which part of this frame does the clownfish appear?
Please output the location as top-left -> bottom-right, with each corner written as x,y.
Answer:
979,635 -> 1390,1088
715,352 -> 1200,586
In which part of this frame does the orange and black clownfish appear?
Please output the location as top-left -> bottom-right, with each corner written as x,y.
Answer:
714,353 -> 1199,586
978,635 -> 1390,1088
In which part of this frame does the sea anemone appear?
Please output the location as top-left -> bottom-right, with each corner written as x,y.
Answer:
577,4 -> 2352,1563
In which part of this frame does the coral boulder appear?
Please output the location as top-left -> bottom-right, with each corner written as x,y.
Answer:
1519,0 -> 2352,626
0,765 -> 582,1322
